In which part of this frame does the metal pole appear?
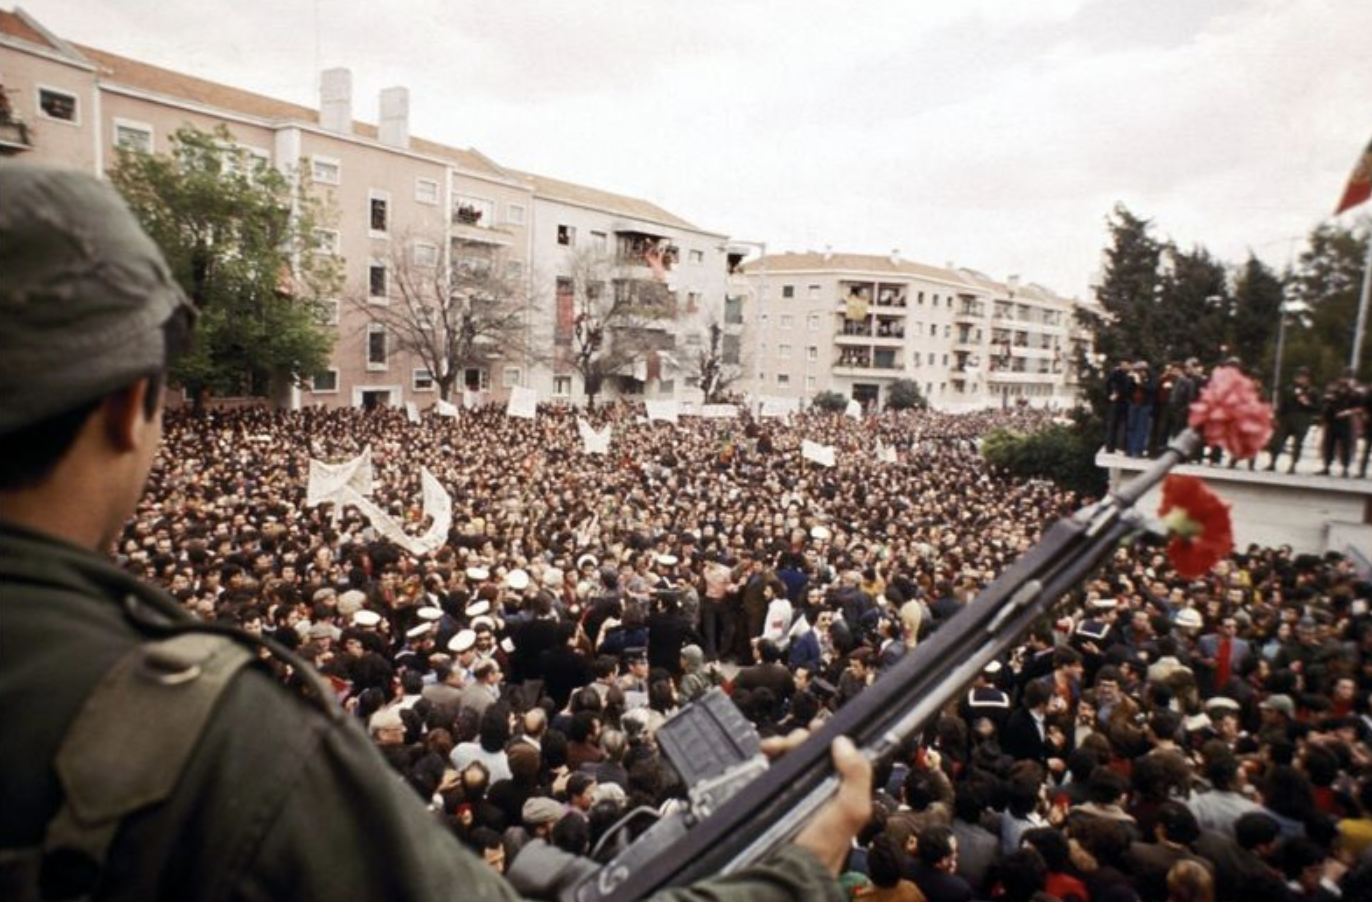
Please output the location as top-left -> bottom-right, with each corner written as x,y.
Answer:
1272,305 -> 1287,415
1352,231 -> 1372,373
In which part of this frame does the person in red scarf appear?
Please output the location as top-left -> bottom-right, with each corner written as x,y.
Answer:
1195,616 -> 1249,697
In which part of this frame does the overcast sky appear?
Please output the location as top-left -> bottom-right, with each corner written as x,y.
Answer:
19,0 -> 1372,297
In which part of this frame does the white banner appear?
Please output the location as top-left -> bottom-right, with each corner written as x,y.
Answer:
306,447 -> 373,508
801,439 -> 836,468
507,386 -> 538,419
462,390 -> 481,410
405,401 -> 420,424
644,399 -> 680,424
760,396 -> 800,419
876,440 -> 898,464
700,404 -> 739,420
436,399 -> 459,418
577,418 -> 612,455
338,466 -> 451,557
845,399 -> 862,420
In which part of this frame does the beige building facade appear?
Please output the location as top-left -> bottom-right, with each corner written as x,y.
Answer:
743,252 -> 1091,411
0,8 -> 730,410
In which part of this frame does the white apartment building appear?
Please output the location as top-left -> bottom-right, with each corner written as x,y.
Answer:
741,251 -> 1089,411
517,172 -> 729,406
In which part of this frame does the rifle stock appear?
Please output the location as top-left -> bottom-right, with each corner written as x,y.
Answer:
567,431 -> 1201,902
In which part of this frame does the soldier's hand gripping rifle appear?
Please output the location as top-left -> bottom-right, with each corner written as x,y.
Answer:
559,429 -> 1210,902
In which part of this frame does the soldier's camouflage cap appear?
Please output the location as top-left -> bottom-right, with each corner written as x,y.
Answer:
0,162 -> 196,435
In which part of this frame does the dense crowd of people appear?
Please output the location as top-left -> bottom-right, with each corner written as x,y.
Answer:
121,401 -> 1372,901
1104,357 -> 1371,477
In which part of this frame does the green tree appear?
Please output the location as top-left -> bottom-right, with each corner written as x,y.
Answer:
1075,204 -> 1165,415
981,413 -> 1106,498
885,379 -> 927,411
1160,244 -> 1231,364
1283,219 -> 1372,383
810,390 -> 848,413
1231,254 -> 1284,383
109,125 -> 339,404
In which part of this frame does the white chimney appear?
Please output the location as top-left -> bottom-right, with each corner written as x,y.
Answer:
379,86 -> 410,149
1007,274 -> 1020,295
320,68 -> 353,135
889,248 -> 902,265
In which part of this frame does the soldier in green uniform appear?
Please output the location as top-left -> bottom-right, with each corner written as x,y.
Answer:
1265,367 -> 1319,473
0,162 -> 869,901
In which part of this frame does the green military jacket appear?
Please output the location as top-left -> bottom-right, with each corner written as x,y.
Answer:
0,519 -> 841,902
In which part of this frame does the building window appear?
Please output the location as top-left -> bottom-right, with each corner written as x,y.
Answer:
37,87 -> 77,123
413,241 -> 439,268
806,376 -> 817,390
779,314 -> 794,330
313,228 -> 341,256
722,334 -> 741,365
311,156 -> 341,185
778,343 -> 792,359
808,285 -> 821,299
553,375 -> 573,397
943,354 -> 949,366
807,313 -> 820,331
113,120 -> 152,153
806,345 -> 818,361
555,277 -> 575,344
687,292 -> 701,313
944,325 -> 951,338
724,295 -> 744,325
368,264 -> 388,301
316,299 -> 340,326
413,368 -> 435,392
591,231 -> 608,250
366,325 -> 388,370
689,249 -> 704,265
777,373 -> 790,385
502,366 -> 522,388
369,192 -> 389,235
557,224 -> 576,246
782,285 -> 795,299
507,203 -> 526,226
465,368 -> 490,391
415,178 -> 440,205
311,369 -> 339,393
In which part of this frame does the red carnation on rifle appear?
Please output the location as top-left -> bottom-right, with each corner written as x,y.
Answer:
1159,475 -> 1233,579
1187,366 -> 1273,460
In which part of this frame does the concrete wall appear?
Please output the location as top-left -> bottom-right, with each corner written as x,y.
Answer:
1101,452 -> 1372,556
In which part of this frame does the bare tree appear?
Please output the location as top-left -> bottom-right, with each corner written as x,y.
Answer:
348,232 -> 532,401
562,246 -> 674,409
688,321 -> 744,403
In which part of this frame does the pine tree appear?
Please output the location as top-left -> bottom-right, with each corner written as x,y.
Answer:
1284,219 -> 1371,383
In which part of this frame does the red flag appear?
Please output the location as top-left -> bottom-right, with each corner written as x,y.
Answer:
1335,135 -> 1372,215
